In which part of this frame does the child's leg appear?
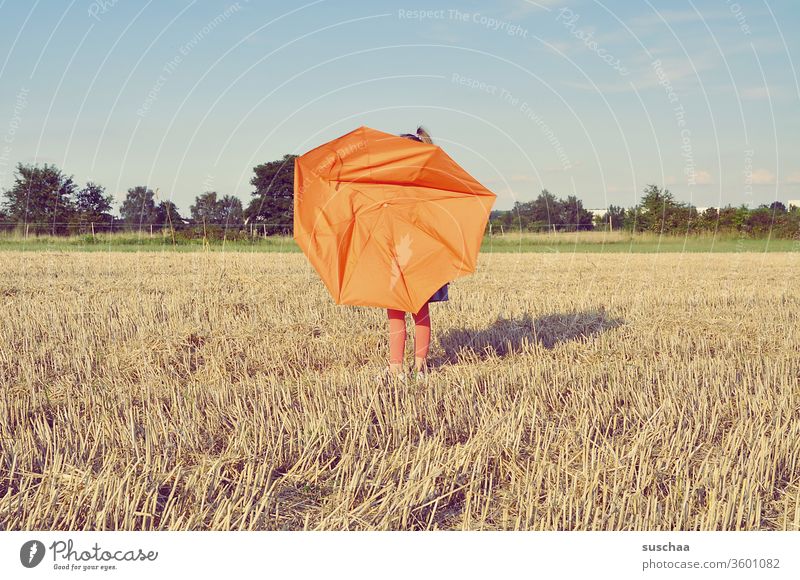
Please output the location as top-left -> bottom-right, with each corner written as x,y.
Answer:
412,302 -> 431,371
387,308 -> 406,370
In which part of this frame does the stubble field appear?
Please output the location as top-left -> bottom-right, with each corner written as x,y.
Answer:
1,250 -> 799,530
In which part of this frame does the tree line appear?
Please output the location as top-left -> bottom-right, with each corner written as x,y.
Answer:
489,185 -> 800,238
2,158 -> 798,239
0,155 -> 296,239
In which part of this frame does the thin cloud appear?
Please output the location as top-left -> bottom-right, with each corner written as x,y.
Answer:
542,40 -> 573,55
627,9 -> 747,29
544,160 -> 582,172
483,0 -> 571,22
785,172 -> 800,185
741,86 -> 785,100
750,169 -> 776,185
665,171 -> 713,186
561,50 -> 717,93
695,170 -> 714,185
486,174 -> 542,190
723,37 -> 785,56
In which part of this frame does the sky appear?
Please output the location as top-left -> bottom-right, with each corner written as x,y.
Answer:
0,0 -> 798,214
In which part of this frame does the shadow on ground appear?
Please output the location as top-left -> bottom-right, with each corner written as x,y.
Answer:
430,307 -> 625,368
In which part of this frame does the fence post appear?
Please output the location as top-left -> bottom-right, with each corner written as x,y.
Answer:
25,224 -> 29,238
91,222 -> 95,239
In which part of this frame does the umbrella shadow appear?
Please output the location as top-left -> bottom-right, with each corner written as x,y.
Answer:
430,307 -> 625,367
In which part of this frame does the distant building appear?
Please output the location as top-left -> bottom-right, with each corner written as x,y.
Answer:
586,208 -> 607,218
788,200 -> 800,210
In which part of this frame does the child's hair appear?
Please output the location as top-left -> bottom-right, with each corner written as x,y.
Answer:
399,125 -> 433,144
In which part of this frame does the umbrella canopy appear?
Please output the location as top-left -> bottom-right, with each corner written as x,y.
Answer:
293,125 -> 496,314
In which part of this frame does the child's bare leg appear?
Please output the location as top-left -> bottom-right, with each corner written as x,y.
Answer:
412,303 -> 431,372
387,308 -> 406,373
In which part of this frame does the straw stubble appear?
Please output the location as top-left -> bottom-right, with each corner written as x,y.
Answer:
0,251 -> 798,530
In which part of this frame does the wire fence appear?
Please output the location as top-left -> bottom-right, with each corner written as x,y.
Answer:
1,217 -> 797,239
0,221 -> 600,236
0,221 -> 294,237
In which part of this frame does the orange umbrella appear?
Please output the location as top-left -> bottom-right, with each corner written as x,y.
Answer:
293,125 -> 496,314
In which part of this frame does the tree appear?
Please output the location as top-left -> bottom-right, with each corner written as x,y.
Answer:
74,182 -> 114,223
666,201 -> 697,233
488,208 -> 516,232
769,201 -> 786,213
505,190 -> 564,232
219,194 -> 243,226
631,184 -> 702,234
494,190 -> 600,232
734,204 -> 750,229
119,186 -> 158,230
245,154 -> 296,235
530,189 -> 564,231
637,184 -> 675,233
507,200 -> 533,231
189,192 -> 244,238
696,207 -> 719,232
594,205 -> 625,231
190,191 -> 222,225
561,194 -> 594,231
716,205 -> 739,232
1,162 -> 77,234
623,206 -> 640,232
773,208 -> 800,237
154,200 -> 184,229
605,204 -> 626,231
714,204 -> 751,233
746,206 -> 774,235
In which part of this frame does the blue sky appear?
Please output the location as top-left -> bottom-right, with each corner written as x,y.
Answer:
0,0 -> 797,213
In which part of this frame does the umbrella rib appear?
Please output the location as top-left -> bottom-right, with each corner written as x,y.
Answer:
343,184 -> 380,205
331,178 -> 485,196
338,208 -> 386,297
394,251 -> 415,313
386,212 -> 415,311
391,208 -> 474,274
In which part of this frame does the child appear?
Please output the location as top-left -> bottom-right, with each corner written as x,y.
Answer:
386,126 -> 449,378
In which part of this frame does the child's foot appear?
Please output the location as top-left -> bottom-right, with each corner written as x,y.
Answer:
411,358 -> 430,382
376,364 -> 407,383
